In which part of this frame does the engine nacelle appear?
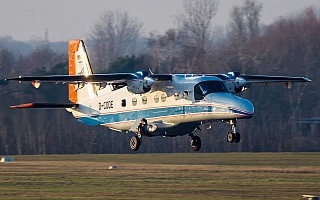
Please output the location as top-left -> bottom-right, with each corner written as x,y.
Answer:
234,77 -> 247,93
127,76 -> 155,94
224,74 -> 248,94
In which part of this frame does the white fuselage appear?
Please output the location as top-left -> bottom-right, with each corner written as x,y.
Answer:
69,75 -> 254,136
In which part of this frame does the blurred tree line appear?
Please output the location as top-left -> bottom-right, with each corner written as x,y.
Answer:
0,0 -> 319,155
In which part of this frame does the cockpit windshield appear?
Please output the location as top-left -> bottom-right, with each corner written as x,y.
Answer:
194,81 -> 230,100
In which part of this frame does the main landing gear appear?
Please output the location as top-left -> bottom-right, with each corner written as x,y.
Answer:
129,119 -> 146,151
227,119 -> 241,143
129,119 -> 241,151
129,118 -> 203,152
130,135 -> 142,151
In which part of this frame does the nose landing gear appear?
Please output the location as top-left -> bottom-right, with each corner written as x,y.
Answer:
227,119 -> 241,143
190,135 -> 201,151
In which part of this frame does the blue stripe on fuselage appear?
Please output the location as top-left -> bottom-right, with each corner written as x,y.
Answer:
76,104 -> 253,126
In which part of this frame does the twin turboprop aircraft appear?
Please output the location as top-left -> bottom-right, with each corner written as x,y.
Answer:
6,40 -> 311,151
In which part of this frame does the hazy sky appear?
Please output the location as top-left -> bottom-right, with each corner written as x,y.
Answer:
0,0 -> 319,42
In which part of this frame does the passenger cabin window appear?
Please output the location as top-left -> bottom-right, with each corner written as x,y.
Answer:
174,92 -> 179,100
132,97 -> 137,106
183,91 -> 188,99
154,94 -> 159,103
194,81 -> 230,100
142,96 -> 147,104
161,93 -> 167,102
121,99 -> 126,107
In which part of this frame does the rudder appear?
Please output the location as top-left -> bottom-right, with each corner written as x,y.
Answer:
68,40 -> 96,103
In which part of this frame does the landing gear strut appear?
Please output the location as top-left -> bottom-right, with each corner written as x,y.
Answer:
227,119 -> 241,143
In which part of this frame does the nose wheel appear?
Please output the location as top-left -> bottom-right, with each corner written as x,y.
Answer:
190,135 -> 201,151
227,132 -> 241,143
227,119 -> 241,143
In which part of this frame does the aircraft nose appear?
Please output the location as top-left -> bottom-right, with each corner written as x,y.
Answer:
240,100 -> 254,119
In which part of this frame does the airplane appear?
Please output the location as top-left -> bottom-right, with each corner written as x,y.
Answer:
5,39 -> 311,151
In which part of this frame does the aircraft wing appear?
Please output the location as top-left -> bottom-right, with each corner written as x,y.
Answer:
209,72 -> 311,93
5,71 -> 173,96
5,72 -> 172,85
6,74 -> 136,84
239,74 -> 311,83
6,70 -> 310,94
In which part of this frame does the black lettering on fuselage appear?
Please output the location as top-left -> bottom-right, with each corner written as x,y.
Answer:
99,100 -> 114,110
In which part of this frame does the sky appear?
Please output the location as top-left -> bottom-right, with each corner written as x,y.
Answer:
0,0 -> 319,42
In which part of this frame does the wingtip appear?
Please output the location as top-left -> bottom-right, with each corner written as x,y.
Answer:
3,77 -> 18,81
304,77 -> 312,82
10,103 -> 34,109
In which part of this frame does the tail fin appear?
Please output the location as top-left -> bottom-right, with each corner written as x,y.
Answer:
68,40 -> 96,103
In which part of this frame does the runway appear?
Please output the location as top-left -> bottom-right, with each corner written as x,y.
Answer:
1,153 -> 319,199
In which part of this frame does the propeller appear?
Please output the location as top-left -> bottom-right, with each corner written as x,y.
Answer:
127,70 -> 156,94
226,71 -> 248,93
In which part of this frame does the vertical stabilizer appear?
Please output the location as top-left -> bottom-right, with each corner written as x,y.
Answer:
68,40 -> 96,103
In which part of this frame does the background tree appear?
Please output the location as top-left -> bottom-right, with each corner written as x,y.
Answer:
88,10 -> 143,72
174,0 -> 218,72
227,0 -> 262,72
146,29 -> 182,73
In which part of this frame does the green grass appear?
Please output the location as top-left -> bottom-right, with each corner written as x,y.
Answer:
1,153 -> 319,199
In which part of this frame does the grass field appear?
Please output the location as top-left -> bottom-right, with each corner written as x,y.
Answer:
1,153 -> 319,199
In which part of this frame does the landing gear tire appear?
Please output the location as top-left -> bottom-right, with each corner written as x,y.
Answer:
130,136 -> 141,151
235,132 -> 241,143
227,132 -> 234,143
227,132 -> 241,143
190,136 -> 201,151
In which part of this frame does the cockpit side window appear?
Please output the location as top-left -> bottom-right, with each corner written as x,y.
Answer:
194,81 -> 230,100
194,84 -> 204,100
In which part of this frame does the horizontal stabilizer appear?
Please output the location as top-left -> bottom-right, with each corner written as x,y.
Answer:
10,102 -> 78,109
